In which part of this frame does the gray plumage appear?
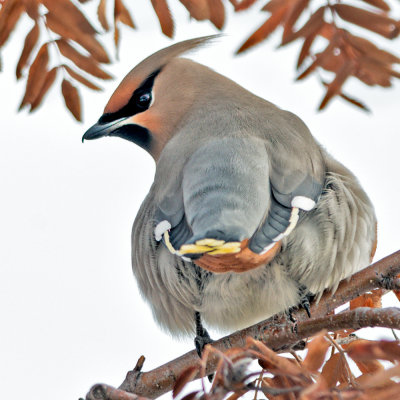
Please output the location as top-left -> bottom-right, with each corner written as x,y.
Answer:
83,36 -> 377,338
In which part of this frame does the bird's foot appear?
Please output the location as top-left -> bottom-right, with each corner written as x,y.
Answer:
194,331 -> 214,359
285,286 -> 314,332
298,285 -> 314,318
377,273 -> 400,290
195,333 -> 215,382
299,293 -> 314,318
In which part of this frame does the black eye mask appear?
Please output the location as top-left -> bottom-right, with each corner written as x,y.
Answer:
99,69 -> 161,124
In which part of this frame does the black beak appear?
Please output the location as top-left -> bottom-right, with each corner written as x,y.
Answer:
82,118 -> 127,142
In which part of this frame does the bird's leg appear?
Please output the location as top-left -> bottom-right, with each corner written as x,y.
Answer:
194,311 -> 214,358
194,311 -> 214,382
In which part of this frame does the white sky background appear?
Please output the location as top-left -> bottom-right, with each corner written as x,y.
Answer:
1,1 -> 400,399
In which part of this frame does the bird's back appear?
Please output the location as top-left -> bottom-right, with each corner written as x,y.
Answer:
131,148 -> 376,334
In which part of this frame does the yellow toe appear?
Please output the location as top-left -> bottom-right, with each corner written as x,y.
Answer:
179,244 -> 213,254
196,238 -> 225,247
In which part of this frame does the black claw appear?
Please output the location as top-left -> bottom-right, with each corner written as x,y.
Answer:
298,285 -> 314,318
301,296 -> 312,318
287,308 -> 297,324
285,308 -> 298,334
285,284 -> 314,333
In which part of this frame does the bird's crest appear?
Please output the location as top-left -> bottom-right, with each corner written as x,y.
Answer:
104,35 -> 220,114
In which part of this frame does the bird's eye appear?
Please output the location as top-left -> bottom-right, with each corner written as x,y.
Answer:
137,92 -> 152,107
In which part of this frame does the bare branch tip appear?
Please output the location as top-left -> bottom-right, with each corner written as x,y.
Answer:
133,355 -> 145,373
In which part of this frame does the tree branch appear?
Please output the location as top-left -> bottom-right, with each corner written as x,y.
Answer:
85,250 -> 400,400
85,384 -> 150,400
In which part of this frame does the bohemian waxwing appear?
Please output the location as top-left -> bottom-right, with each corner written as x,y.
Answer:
83,36 -> 377,349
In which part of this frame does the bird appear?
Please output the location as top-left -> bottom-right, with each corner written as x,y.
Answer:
82,35 -> 377,354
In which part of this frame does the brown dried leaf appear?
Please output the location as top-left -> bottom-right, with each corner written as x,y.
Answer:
56,39 -> 112,80
394,290 -> 400,302
16,22 -> 39,79
114,24 -> 120,60
248,338 -> 305,377
384,65 -> 399,79
333,4 -> 399,39
172,365 -> 199,398
299,376 -> 329,399
232,0 -> 258,12
30,66 -> 58,111
282,0 -> 309,44
339,92 -> 370,112
64,65 -> 102,91
355,70 -> 391,87
22,0 -> 40,20
0,0 -> 25,47
358,363 -> 400,389
345,32 -> 400,65
283,6 -> 325,45
262,375 -> 302,399
363,382 -> 400,400
262,0 -> 290,13
179,0 -> 210,21
237,4 -> 290,53
151,0 -> 174,38
355,56 -> 394,87
355,359 -> 384,375
19,43 -> 49,109
319,61 -> 354,110
318,22 -> 336,40
321,82 -> 369,112
296,59 -> 318,81
97,0 -> 109,31
114,0 -> 135,28
303,332 -> 330,372
261,376 -> 284,399
321,353 -> 346,387
207,0 -> 225,30
350,290 -> 383,309
360,0 -> 390,12
42,0 -> 97,35
45,11 -> 110,63
319,49 -> 346,73
61,79 -> 82,121
296,30 -> 318,69
346,340 -> 400,363
180,391 -> 200,400
296,37 -> 338,80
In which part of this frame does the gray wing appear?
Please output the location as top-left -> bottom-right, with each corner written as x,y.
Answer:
154,136 -> 270,254
249,110 -> 325,253
153,119 -> 325,256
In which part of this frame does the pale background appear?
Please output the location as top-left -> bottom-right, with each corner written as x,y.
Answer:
1,2 -> 399,399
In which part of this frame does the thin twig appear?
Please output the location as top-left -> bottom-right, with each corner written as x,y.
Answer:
324,334 -> 356,386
